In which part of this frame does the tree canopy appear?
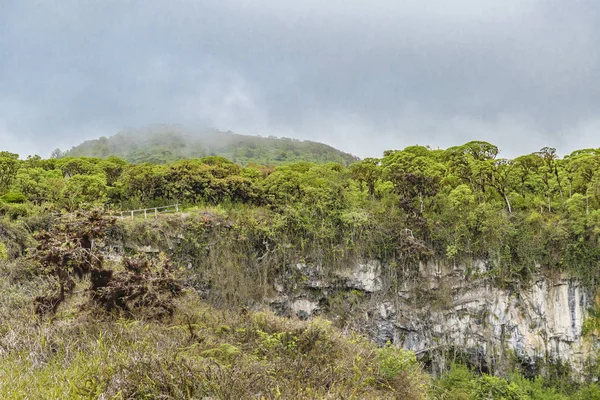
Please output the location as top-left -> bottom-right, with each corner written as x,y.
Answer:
5,140 -> 600,283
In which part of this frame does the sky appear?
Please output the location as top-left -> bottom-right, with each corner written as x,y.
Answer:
1,0 -> 600,159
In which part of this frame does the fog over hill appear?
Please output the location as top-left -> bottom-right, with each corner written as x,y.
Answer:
4,1 -> 600,158
63,125 -> 359,166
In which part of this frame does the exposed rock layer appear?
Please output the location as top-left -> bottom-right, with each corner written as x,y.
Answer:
269,260 -> 595,375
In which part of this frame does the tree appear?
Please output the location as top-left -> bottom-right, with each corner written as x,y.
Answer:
490,159 -> 516,213
383,146 -> 444,213
63,174 -> 108,210
50,148 -> 64,159
444,141 -> 498,196
514,154 -> 543,199
119,163 -> 167,205
0,151 -> 20,194
99,156 -> 128,186
349,158 -> 380,198
12,167 -> 64,205
536,147 -> 561,211
461,141 -> 499,161
57,157 -> 102,178
566,151 -> 600,214
386,165 -> 440,235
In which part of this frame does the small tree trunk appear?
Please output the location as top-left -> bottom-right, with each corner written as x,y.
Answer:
587,195 -> 590,215
368,182 -> 375,200
504,192 -> 512,213
569,181 -> 573,198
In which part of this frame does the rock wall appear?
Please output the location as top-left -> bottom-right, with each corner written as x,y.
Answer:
105,226 -> 597,375
268,259 -> 596,375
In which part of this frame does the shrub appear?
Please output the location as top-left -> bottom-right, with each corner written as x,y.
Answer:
377,342 -> 418,381
0,191 -> 26,204
474,374 -> 526,400
0,242 -> 7,261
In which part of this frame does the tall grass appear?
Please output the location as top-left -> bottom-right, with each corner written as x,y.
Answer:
0,279 -> 428,399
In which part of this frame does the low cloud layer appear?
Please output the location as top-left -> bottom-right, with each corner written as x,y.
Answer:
1,0 -> 600,158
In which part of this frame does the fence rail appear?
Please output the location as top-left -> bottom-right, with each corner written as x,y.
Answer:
109,204 -> 180,220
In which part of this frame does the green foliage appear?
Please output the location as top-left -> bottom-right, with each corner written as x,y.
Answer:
200,343 -> 241,364
64,126 -> 359,166
511,375 -> 569,400
10,139 -> 600,284
8,136 -> 600,397
473,374 -> 525,400
0,151 -> 20,194
0,284 -> 429,399
572,384 -> 600,400
0,191 -> 26,204
431,363 -> 595,400
0,242 -> 7,261
0,202 -> 30,220
63,173 -> 107,210
13,167 -> 63,205
349,157 -> 381,197
377,342 -> 418,381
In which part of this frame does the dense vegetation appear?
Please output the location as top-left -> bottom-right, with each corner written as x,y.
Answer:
0,270 -> 429,398
5,140 -> 600,282
4,139 -> 600,397
60,125 -> 359,166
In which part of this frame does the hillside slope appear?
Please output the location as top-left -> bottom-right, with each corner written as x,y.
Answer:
63,125 -> 359,166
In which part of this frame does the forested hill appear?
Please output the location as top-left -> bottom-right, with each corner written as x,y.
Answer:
62,125 -> 359,166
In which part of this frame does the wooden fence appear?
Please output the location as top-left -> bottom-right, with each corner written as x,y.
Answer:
110,204 -> 180,220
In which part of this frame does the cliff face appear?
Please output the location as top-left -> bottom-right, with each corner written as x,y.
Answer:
108,219 -> 597,375
268,260 -> 595,375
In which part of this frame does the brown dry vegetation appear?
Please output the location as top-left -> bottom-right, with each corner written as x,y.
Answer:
0,211 -> 428,399
0,282 -> 428,399
1,208 -> 598,399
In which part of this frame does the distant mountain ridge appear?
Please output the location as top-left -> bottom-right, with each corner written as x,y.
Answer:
63,125 -> 359,166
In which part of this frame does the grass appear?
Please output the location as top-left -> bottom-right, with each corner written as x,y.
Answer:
0,276 -> 428,399
2,211 -> 599,399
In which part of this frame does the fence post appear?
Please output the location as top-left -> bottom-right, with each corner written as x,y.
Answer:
131,210 -> 134,220
144,209 -> 147,219
155,208 -> 158,218
175,204 -> 179,213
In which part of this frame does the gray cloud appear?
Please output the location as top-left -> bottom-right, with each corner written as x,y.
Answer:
1,0 -> 600,158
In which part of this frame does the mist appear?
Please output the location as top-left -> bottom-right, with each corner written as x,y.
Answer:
2,0 -> 600,158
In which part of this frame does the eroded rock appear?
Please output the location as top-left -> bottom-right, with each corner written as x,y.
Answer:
291,298 -> 319,320
270,259 -> 595,375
